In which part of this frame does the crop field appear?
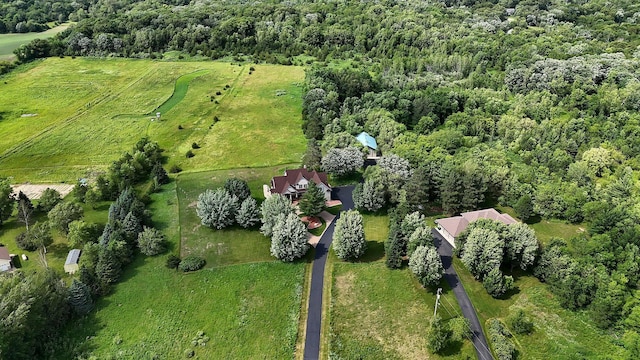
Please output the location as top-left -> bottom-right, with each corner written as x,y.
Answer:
452,259 -> 623,359
0,24 -> 70,60
0,57 -> 306,182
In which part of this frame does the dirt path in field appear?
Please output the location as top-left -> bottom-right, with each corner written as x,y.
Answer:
11,184 -> 74,199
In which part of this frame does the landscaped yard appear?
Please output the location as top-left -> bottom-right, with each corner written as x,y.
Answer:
0,58 -> 306,182
176,166 -> 297,267
452,258 -> 623,359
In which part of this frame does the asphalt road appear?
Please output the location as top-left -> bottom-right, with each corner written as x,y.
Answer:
432,230 -> 495,360
303,186 -> 354,360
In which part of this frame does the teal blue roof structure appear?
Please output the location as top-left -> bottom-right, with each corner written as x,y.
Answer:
356,132 -> 377,150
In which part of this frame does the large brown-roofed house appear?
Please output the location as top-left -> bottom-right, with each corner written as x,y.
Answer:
0,247 -> 12,272
270,168 -> 332,202
435,208 -> 518,248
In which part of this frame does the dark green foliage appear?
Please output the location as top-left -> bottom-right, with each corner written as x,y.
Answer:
152,162 -> 170,185
122,211 -> 143,242
0,178 -> 14,226
223,178 -> 251,201
178,256 -> 206,272
15,222 -> 52,251
302,139 -> 322,170
427,316 -> 450,354
67,220 -> 100,248
37,188 -> 61,213
385,220 -> 403,269
68,279 -> 94,316
488,319 -> 515,360
191,142 -> 200,149
166,254 -> 181,269
298,182 -> 325,216
170,164 -> 182,173
236,197 -> 260,229
483,267 -> 514,298
47,201 -> 83,233
73,179 -> 88,203
96,247 -> 122,285
0,269 -> 70,359
186,150 -> 195,158
514,194 -> 534,222
16,231 -> 36,251
508,309 -> 533,335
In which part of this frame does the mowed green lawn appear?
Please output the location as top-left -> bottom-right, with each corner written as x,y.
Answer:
0,58 -> 306,182
0,23 -> 70,60
56,183 -> 305,359
452,259 -> 623,359
327,214 -> 475,359
176,166 -> 296,267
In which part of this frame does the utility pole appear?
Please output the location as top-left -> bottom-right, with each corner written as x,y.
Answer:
434,288 -> 442,317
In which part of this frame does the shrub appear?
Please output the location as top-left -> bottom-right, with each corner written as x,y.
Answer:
186,150 -> 195,158
178,125 -> 183,130
16,231 -> 37,251
166,254 -> 181,269
179,256 -> 206,272
169,165 -> 182,173
191,142 -> 200,149
508,309 -> 534,334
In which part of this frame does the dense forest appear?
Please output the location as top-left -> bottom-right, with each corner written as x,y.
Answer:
6,0 -> 640,357
0,0 -> 87,33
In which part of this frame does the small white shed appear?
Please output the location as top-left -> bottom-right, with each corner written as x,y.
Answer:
64,249 -> 82,274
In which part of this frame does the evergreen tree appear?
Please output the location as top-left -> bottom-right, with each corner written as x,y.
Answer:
385,220 -> 403,269
224,178 -> 251,201
260,194 -> 294,237
514,194 -> 534,222
121,211 -> 142,243
152,162 -> 170,185
236,197 -> 260,228
333,210 -> 367,260
196,188 -> 238,229
270,213 -> 309,262
299,182 -> 326,216
68,279 -> 94,316
483,267 -> 514,298
137,226 -> 166,256
96,247 -> 122,285
440,166 -> 463,215
404,166 -> 431,212
302,139 -> 322,170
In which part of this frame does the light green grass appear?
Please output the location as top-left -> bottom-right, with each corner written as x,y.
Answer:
0,58 -> 306,182
329,262 -> 475,359
176,166 -> 299,267
152,69 -> 209,114
55,181 -> 305,359
452,258 -> 623,359
0,23 -> 70,60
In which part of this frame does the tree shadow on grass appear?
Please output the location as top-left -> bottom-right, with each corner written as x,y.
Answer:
355,240 -> 384,262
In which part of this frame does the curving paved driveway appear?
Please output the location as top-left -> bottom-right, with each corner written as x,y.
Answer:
303,186 -> 354,360
432,230 -> 495,360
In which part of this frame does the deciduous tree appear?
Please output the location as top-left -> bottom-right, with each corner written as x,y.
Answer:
137,226 -> 166,256
409,245 -> 443,288
270,213 -> 309,262
196,188 -> 238,229
48,201 -> 84,233
236,197 -> 260,228
260,194 -> 293,237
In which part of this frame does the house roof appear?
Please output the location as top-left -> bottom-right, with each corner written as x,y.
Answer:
356,132 -> 378,150
65,249 -> 81,265
270,168 -> 330,194
436,208 -> 518,238
0,247 -> 10,261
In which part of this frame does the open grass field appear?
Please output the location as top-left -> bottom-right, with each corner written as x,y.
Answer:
55,182 -> 306,359
0,58 -> 306,182
0,24 -> 70,60
176,166 -> 298,267
326,213 -> 474,359
452,258 -> 623,359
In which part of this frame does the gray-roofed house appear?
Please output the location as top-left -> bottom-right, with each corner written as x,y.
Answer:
355,132 -> 379,158
270,168 -> 332,202
0,247 -> 12,272
435,208 -> 518,248
64,249 -> 82,274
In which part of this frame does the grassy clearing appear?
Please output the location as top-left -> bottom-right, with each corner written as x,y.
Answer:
330,262 -> 475,360
327,213 -> 474,359
153,69 -> 209,114
452,258 -> 623,359
0,58 -> 305,182
0,23 -> 70,60
496,206 -> 586,244
56,182 -> 306,359
176,166 -> 298,267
